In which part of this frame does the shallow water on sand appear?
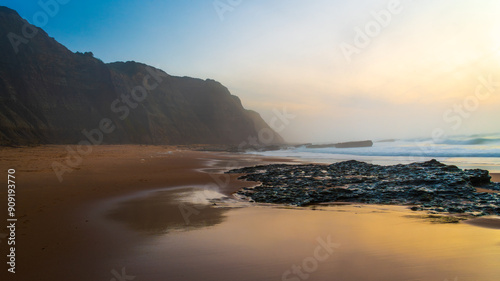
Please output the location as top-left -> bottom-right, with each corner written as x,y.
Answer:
106,187 -> 500,281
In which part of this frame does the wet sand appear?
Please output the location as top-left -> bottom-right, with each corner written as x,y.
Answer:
0,145 -> 288,281
491,173 -> 500,182
101,183 -> 500,281
464,217 -> 500,229
0,145 -> 499,281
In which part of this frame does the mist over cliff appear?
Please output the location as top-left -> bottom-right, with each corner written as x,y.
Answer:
0,6 -> 284,146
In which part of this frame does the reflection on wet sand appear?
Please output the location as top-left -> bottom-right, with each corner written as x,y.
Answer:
105,187 -> 500,281
106,187 -> 231,234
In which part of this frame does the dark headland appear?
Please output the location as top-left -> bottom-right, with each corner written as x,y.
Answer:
0,6 -> 283,146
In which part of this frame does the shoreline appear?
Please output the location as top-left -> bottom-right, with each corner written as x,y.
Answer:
0,145 -> 292,281
1,145 -> 499,280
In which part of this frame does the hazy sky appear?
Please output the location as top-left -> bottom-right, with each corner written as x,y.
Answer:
4,0 -> 500,143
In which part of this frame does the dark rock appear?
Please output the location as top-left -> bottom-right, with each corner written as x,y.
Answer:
229,160 -> 500,216
464,169 -> 491,186
307,140 -> 373,149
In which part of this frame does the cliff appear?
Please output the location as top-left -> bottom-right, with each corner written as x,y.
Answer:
0,6 -> 284,146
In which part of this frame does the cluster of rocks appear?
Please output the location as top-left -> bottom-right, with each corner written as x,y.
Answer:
228,160 -> 500,216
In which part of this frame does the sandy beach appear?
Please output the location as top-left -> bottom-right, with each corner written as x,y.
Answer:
491,173 -> 500,183
0,145 -> 288,280
1,145 -> 499,281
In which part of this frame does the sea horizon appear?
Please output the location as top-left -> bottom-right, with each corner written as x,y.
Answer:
249,132 -> 500,172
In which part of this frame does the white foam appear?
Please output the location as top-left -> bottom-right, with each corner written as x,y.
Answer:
248,135 -> 500,172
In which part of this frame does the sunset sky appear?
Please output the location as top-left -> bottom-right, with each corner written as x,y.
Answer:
5,0 -> 500,143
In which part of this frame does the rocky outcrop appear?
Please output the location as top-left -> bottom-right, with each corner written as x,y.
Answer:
334,140 -> 373,148
0,6 -> 283,146
306,140 -> 373,149
229,159 -> 500,216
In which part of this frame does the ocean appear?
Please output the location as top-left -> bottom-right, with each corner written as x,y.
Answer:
250,133 -> 500,172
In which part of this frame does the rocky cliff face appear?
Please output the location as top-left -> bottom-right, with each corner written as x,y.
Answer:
0,6 -> 284,146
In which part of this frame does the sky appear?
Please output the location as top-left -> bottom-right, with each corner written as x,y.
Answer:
3,0 -> 500,143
